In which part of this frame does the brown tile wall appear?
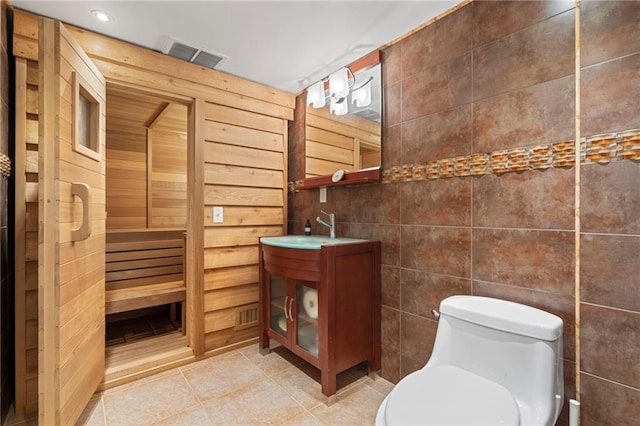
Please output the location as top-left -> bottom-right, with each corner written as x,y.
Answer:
578,2 -> 640,425
0,0 -> 13,423
289,1 -> 639,424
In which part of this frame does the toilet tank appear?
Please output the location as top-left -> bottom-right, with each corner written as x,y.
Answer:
426,296 -> 564,425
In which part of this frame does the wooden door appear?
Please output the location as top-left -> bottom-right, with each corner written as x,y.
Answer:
38,18 -> 106,425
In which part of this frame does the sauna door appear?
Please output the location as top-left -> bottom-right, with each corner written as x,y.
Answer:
38,18 -> 106,425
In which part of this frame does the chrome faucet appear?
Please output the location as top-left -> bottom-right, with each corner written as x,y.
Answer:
316,210 -> 335,239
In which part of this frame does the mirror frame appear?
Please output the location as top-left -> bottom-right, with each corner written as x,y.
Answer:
290,51 -> 382,190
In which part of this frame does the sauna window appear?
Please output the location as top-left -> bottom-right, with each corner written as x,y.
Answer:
73,71 -> 103,161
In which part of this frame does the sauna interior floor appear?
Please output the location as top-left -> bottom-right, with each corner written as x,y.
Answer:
105,312 -> 181,346
5,343 -> 394,426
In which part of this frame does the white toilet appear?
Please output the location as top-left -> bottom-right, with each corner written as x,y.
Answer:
376,295 -> 564,426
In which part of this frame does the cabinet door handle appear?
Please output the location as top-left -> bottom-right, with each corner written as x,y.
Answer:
288,297 -> 295,321
283,296 -> 289,320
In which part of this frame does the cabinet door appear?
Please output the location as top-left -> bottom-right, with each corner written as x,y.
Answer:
38,18 -> 106,425
267,272 -> 289,344
293,282 -> 319,358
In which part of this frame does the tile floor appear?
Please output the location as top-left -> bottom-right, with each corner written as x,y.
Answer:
6,343 -> 393,426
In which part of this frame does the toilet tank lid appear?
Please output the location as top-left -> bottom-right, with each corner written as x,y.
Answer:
440,296 -> 563,341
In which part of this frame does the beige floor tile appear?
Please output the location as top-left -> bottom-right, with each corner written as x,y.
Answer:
1,409 -> 37,426
102,372 -> 200,425
180,352 -> 267,402
270,364 -> 329,410
77,396 -> 106,426
202,378 -> 305,425
310,383 -> 386,425
42,342 -> 384,426
280,410 -> 322,425
363,375 -> 395,396
155,406 -> 213,425
240,345 -> 306,377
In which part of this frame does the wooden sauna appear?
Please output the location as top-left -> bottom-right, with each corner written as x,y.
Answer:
12,9 -> 292,424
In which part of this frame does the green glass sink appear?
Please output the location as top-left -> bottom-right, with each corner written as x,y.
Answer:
260,235 -> 368,250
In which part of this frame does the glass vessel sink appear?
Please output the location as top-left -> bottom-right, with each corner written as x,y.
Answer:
260,235 -> 368,250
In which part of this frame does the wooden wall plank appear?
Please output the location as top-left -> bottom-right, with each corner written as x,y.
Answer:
204,142 -> 284,170
204,285 -> 258,312
203,206 -> 283,227
204,185 -> 283,207
149,103 -> 187,228
204,103 -> 283,133
204,226 -> 282,248
203,120 -> 283,153
204,265 -> 258,291
204,246 -> 258,270
204,164 -> 283,188
14,56 -> 31,418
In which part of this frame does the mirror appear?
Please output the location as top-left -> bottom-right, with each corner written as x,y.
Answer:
290,52 -> 382,189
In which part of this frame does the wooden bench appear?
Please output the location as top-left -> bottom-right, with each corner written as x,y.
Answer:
105,229 -> 186,316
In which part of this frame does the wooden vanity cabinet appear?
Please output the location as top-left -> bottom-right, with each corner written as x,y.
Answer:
259,240 -> 381,397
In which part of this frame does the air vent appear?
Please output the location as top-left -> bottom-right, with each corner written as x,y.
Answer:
235,303 -> 259,330
162,37 -> 228,70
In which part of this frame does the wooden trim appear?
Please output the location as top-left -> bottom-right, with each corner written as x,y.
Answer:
187,98 -> 206,356
297,166 -> 381,190
349,50 -> 380,76
380,0 -> 472,50
37,17 -> 59,425
146,127 -> 153,228
282,119 -> 288,234
14,57 -> 28,419
573,0 -> 582,402
147,102 -> 172,129
72,70 -> 103,162
108,80 -> 192,105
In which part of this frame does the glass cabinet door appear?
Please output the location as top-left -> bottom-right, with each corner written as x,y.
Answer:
295,283 -> 319,357
269,274 -> 288,338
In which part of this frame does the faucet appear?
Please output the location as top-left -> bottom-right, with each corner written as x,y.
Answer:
316,210 -> 335,239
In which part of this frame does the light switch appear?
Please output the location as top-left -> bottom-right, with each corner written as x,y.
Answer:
213,206 -> 224,223
320,186 -> 327,203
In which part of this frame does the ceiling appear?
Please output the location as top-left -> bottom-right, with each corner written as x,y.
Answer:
11,0 -> 460,94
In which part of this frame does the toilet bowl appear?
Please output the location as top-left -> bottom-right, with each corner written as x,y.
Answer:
376,296 -> 563,426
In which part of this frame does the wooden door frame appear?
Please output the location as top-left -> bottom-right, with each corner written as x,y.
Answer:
103,81 -> 205,356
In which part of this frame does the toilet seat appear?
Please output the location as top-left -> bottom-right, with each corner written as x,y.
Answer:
385,365 -> 520,425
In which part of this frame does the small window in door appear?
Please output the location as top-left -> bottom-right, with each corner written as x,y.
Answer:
73,71 -> 103,161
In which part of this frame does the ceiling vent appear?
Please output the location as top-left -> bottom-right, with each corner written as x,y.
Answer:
162,37 -> 227,70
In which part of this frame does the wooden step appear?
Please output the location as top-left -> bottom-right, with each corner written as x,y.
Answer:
101,333 -> 194,390
105,281 -> 186,315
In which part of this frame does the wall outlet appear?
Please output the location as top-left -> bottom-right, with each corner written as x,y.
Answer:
320,186 -> 327,203
213,206 -> 224,223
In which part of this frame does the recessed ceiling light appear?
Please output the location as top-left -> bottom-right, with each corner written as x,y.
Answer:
91,10 -> 113,23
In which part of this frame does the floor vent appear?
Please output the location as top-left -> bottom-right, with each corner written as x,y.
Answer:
162,38 -> 227,70
235,303 -> 259,330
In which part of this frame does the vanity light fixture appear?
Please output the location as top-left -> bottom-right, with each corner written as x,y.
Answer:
351,78 -> 372,107
329,68 -> 350,99
91,10 -> 113,22
330,96 -> 349,116
306,66 -> 373,116
306,80 -> 326,109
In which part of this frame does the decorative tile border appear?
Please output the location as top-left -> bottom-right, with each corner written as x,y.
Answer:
382,129 -> 640,184
0,153 -> 11,178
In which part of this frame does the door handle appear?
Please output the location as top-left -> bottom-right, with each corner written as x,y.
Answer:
288,297 -> 295,321
283,296 -> 289,320
71,182 -> 92,241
